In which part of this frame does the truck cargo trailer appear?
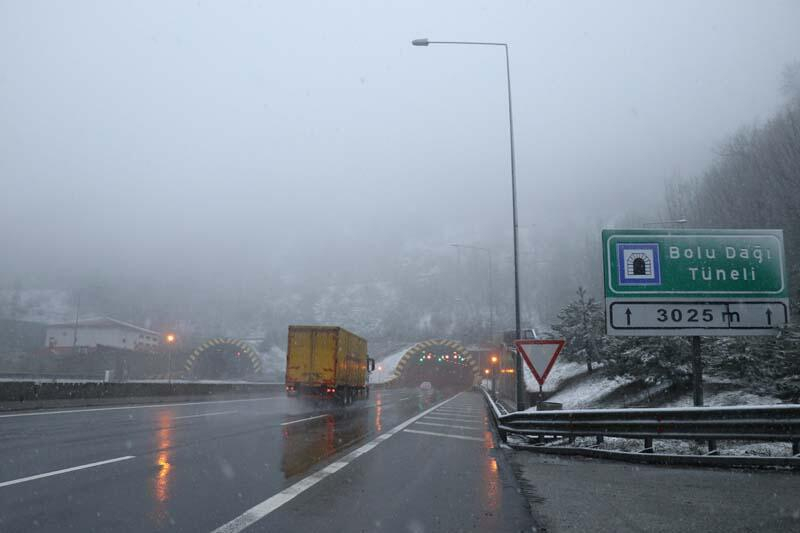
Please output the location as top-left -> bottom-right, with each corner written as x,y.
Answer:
284,325 -> 374,405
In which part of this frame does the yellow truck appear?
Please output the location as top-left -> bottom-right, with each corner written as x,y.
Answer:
285,325 -> 374,404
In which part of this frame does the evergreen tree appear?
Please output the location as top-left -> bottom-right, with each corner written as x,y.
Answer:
603,336 -> 692,386
552,287 -> 604,373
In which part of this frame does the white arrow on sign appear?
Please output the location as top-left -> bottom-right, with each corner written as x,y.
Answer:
514,339 -> 565,386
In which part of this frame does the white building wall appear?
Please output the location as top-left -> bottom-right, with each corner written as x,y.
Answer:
45,326 -> 160,350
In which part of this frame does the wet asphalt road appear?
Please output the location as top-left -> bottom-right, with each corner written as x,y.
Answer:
0,389 -> 534,532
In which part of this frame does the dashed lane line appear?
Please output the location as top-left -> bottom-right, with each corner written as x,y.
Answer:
173,410 -> 238,420
0,456 -> 136,489
280,414 -> 330,426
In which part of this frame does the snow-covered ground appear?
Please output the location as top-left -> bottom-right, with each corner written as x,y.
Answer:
663,389 -> 783,408
369,345 -> 413,383
528,371 -> 632,411
524,360 -> 586,394
542,435 -> 793,458
510,359 -> 794,458
521,357 -> 786,412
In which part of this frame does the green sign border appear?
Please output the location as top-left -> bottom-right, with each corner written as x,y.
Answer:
602,229 -> 787,299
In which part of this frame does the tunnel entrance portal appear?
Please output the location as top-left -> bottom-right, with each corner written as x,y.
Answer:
184,338 -> 262,379
393,339 -> 479,389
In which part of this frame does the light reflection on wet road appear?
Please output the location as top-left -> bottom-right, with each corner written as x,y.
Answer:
237,390 -> 534,532
151,412 -> 173,526
0,388 -> 479,531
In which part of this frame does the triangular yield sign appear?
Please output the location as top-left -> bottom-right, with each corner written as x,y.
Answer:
514,339 -> 565,386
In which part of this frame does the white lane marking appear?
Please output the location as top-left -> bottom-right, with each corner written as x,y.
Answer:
280,414 -> 330,426
424,415 -> 483,421
173,410 -> 238,420
414,421 -> 483,431
356,397 -> 412,410
403,429 -> 484,442
211,393 -> 462,533
0,396 -> 283,419
435,408 -> 478,413
0,456 -> 135,489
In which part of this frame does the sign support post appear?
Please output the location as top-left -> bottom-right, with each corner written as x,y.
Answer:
691,336 -> 702,407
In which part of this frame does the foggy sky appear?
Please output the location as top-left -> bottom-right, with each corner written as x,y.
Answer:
2,0 -> 799,291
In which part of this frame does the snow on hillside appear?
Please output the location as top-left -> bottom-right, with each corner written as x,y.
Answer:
523,360 -> 585,393
312,282 -> 399,340
662,389 -> 783,408
543,372 -> 632,409
0,289 -> 73,323
523,363 -> 786,412
258,345 -> 286,381
369,345 -> 413,384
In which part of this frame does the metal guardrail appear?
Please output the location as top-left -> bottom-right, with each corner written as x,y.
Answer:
482,388 -> 800,468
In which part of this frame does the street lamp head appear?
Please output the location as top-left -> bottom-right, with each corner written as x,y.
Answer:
165,333 -> 176,344
411,38 -> 429,46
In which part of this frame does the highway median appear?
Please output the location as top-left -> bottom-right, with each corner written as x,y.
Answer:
0,380 -> 285,413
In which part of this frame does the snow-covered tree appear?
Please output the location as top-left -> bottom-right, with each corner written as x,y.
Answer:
552,287 -> 604,373
603,336 -> 692,386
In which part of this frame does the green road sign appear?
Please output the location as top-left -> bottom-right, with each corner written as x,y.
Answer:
602,229 -> 788,336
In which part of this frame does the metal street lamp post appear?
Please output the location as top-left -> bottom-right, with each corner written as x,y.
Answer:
413,38 -> 525,410
165,333 -> 177,385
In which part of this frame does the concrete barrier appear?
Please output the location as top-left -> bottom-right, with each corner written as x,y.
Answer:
0,381 -> 285,412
